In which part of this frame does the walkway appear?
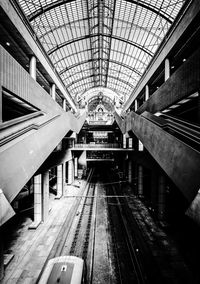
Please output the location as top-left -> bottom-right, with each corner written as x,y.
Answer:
2,180 -> 84,284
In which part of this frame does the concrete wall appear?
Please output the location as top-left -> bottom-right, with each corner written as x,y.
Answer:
137,46 -> 200,114
0,45 -> 85,205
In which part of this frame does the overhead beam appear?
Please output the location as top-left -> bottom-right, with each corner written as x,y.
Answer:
48,34 -> 153,57
0,0 -> 77,112
125,0 -> 173,23
28,0 -> 75,21
60,58 -> 142,77
65,73 -> 135,89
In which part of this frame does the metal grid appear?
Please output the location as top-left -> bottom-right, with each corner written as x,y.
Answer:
17,0 -> 186,103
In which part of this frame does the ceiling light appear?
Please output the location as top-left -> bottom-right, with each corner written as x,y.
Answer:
183,58 -> 186,62
6,42 -> 10,46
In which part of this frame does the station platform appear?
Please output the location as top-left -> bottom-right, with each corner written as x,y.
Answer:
2,180 -> 85,284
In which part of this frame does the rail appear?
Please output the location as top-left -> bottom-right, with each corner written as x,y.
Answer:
106,172 -> 147,284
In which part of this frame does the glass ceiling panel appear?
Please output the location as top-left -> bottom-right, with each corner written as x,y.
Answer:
18,0 -> 186,104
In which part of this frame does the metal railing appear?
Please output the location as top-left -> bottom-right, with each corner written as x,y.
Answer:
74,143 -> 122,148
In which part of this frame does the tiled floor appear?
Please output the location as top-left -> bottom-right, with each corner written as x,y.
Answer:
2,181 -> 84,284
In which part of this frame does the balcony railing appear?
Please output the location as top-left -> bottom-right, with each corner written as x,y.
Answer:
73,143 -> 122,148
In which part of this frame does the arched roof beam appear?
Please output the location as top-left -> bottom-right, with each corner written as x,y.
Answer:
61,66 -> 138,85
59,58 -> 142,77
64,74 -> 135,89
70,83 -> 127,98
39,18 -> 162,41
54,47 -> 147,67
28,0 -> 172,24
77,86 -> 121,101
28,0 -> 75,21
125,0 -> 173,23
48,34 -> 153,57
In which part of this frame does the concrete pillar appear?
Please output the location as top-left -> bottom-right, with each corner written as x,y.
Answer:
56,165 -> 63,198
29,56 -> 36,80
33,174 -> 42,225
123,134 -> 126,149
145,85 -> 149,101
138,140 -> 144,151
51,83 -> 56,101
63,162 -> 66,184
138,165 -> 143,197
74,157 -> 78,178
164,58 -> 170,81
63,99 -> 66,111
68,160 -> 74,185
42,171 -> 49,222
0,228 -> 4,280
128,160 -> 132,183
158,175 -> 166,220
0,85 -> 2,123
134,99 -> 138,112
128,138 -> 132,148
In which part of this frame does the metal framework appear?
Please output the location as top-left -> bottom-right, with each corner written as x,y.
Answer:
18,0 -> 186,104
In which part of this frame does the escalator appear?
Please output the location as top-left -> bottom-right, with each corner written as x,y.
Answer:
0,109 -> 86,225
114,111 -> 200,203
143,112 -> 200,153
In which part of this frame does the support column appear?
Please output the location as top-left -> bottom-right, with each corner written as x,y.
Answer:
56,165 -> 63,199
29,56 -> 36,80
42,171 -> 49,222
128,160 -> 132,183
164,58 -> 170,81
128,138 -> 133,148
145,85 -> 149,101
74,157 -> 78,178
0,85 -> 2,123
29,174 -> 42,229
138,165 -> 143,197
68,160 -> 74,185
63,162 -> 66,185
51,83 -> 56,101
0,229 -> 3,281
158,175 -> 166,220
134,99 -> 138,112
123,134 -> 126,148
63,99 -> 66,111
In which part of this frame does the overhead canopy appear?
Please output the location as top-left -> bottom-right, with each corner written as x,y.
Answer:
18,0 -> 185,105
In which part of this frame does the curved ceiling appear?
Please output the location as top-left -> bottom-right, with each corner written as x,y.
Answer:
18,0 -> 186,105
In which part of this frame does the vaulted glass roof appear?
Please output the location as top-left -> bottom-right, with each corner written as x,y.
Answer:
18,0 -> 186,105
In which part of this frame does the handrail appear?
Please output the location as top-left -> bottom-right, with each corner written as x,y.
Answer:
142,112 -> 200,151
0,111 -> 44,130
161,114 -> 200,132
74,143 -> 121,148
0,114 -> 60,147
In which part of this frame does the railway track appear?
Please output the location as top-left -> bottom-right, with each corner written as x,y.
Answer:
36,168 -> 97,283
106,174 -> 147,284
68,181 -> 96,259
